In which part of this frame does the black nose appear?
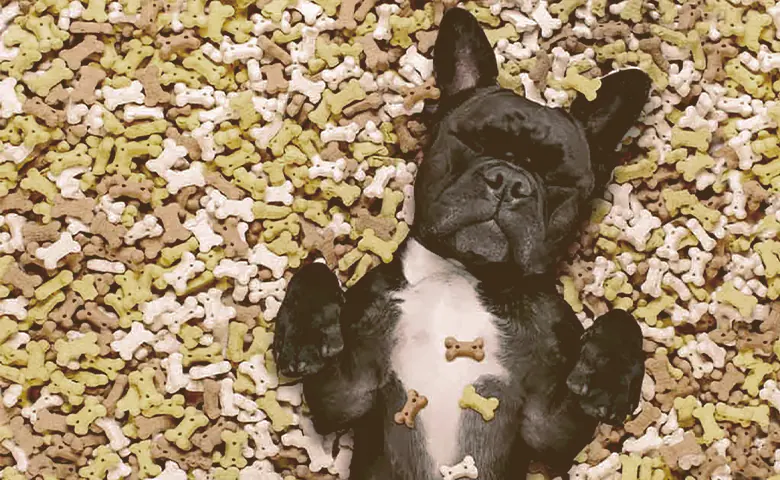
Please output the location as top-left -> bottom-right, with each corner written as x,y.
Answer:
482,165 -> 533,199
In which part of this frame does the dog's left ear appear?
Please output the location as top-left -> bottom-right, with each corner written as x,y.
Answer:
570,69 -> 651,191
570,69 -> 651,153
433,8 -> 498,98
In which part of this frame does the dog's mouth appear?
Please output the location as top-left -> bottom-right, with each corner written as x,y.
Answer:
451,219 -> 510,264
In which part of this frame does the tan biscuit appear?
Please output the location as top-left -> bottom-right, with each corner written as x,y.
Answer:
137,0 -> 163,33
294,465 -> 339,480
211,217 -> 249,258
168,104 -> 192,118
204,171 -> 244,200
154,203 -> 192,244
261,63 -> 289,94
708,363 -> 746,402
343,92 -> 383,117
394,389 -> 428,428
743,179 -> 769,214
97,174 -> 154,202
0,191 -> 33,213
60,35 -> 105,70
34,409 -> 69,434
77,301 -> 121,330
591,21 -> 631,40
638,36 -> 669,72
156,30 -> 201,59
51,195 -> 96,223
416,29 -> 438,53
703,39 -> 739,83
2,261 -> 42,297
191,416 -> 237,453
623,402 -> 661,436
44,84 -> 70,105
71,65 -> 107,105
70,21 -> 114,34
335,0 -> 359,29
392,116 -> 419,153
166,127 -> 202,160
354,0 -> 375,20
357,35 -> 391,71
444,337 -> 485,362
659,431 -> 703,470
136,64 -> 171,106
10,416 -> 44,455
528,50 -> 551,90
301,220 -> 338,267
202,379 -> 222,420
49,290 -> 83,329
257,36 -> 292,65
89,212 -> 127,249
285,93 -> 307,117
175,185 -> 205,213
340,109 -> 382,129
351,207 -> 394,240
151,437 -> 212,469
134,415 -> 175,440
23,97 -> 66,127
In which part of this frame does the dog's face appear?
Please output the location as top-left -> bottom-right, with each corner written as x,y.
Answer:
413,9 -> 652,279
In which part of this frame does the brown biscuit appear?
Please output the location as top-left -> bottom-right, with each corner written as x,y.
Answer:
50,196 -> 96,224
60,35 -> 105,70
70,21 -> 114,34
34,409 -> 69,434
23,97 -> 65,127
261,63 -> 289,94
77,301 -> 120,330
257,36 -> 292,65
136,64 -> 170,106
71,66 -> 107,105
134,414 -> 175,440
0,191 -> 33,213
191,416 -> 237,453
2,261 -> 42,297
444,337 -> 485,362
49,290 -> 83,329
156,30 -> 201,59
89,212 -> 127,249
394,389 -> 428,428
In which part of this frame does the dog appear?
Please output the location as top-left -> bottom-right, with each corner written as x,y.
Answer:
273,8 -> 651,480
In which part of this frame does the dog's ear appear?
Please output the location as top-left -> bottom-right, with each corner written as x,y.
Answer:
570,69 -> 651,154
433,8 -> 498,97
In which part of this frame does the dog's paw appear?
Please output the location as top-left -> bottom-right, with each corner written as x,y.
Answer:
566,310 -> 644,425
273,262 -> 344,377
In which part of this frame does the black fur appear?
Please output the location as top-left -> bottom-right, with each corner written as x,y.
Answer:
273,8 -> 651,479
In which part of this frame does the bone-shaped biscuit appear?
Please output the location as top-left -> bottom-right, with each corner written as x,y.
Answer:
444,337 -> 485,362
394,389 -> 428,428
439,455 -> 478,480
459,385 -> 499,421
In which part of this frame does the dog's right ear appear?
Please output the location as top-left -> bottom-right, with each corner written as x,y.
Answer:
433,8 -> 498,98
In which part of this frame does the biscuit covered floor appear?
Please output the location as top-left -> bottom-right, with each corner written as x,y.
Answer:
0,0 -> 779,479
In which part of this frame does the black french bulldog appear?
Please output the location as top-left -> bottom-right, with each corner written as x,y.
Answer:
273,8 -> 651,480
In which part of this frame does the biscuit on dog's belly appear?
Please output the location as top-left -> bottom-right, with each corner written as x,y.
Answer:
390,262 -> 508,467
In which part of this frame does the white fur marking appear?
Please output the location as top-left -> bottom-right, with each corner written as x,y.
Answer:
392,239 -> 509,468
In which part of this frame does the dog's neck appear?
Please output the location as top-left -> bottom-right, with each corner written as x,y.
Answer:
401,235 -> 557,294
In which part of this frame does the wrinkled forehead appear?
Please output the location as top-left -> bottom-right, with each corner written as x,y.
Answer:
441,89 -> 589,158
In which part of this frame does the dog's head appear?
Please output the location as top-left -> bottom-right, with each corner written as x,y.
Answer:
413,9 -> 652,279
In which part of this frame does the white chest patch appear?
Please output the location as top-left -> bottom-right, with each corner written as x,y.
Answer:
391,240 -> 509,468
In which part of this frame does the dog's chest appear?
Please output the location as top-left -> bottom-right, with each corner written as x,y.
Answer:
390,243 -> 508,467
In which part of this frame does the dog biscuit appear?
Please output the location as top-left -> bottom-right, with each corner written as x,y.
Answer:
394,389 -> 428,428
459,385 -> 499,421
444,337 -> 485,362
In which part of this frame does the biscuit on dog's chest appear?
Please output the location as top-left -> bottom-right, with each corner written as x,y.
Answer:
444,336 -> 485,362
394,389 -> 428,428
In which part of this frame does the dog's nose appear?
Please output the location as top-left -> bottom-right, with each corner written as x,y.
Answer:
482,165 -> 533,199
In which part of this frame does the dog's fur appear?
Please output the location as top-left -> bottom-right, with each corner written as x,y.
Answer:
273,9 -> 651,479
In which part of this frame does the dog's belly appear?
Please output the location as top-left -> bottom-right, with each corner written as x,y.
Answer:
390,272 -> 509,469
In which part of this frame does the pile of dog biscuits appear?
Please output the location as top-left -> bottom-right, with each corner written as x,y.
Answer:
1,0 -> 780,479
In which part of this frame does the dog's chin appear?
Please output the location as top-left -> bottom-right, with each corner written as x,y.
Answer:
451,220 -> 510,264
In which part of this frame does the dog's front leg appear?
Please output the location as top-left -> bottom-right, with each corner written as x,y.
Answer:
565,309 -> 645,425
273,262 -> 382,434
520,309 -> 644,476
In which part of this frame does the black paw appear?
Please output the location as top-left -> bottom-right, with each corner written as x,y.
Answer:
273,262 -> 345,377
566,310 -> 644,425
